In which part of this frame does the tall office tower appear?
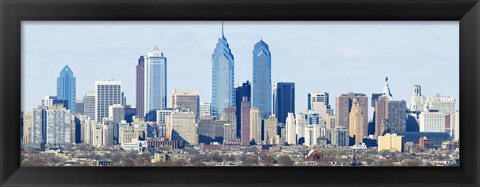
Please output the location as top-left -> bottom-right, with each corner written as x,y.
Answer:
211,23 -> 235,118
252,39 -> 272,119
249,107 -> 262,144
374,96 -> 388,139
95,80 -> 122,122
419,109 -> 446,132
45,105 -> 73,146
83,92 -> 96,119
31,106 -> 47,148
199,101 -> 211,119
102,122 -> 114,146
264,115 -> 278,145
166,109 -> 197,145
223,123 -> 236,142
22,112 -> 33,145
171,90 -> 200,118
304,124 -> 321,147
240,97 -> 251,146
335,92 -> 368,129
83,118 -> 96,145
156,108 -> 173,125
221,107 -> 236,137
376,99 -> 407,138
348,98 -> 365,145
144,45 -> 168,119
76,100 -> 84,115
295,111 -> 307,144
273,82 -> 295,124
285,113 -> 296,145
56,65 -> 76,113
136,56 -> 145,119
108,104 -> 125,124
308,91 -> 332,119
234,81 -> 251,137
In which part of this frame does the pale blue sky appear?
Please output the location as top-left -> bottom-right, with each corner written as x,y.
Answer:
22,21 -> 459,118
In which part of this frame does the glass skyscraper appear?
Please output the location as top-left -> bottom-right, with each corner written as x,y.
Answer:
144,45 -> 167,119
56,65 -> 76,113
273,82 -> 295,124
211,23 -> 234,118
252,39 -> 272,119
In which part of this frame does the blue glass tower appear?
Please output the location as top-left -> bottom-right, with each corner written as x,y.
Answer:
273,82 -> 295,124
211,22 -> 235,117
252,39 -> 272,119
144,44 -> 167,120
56,65 -> 76,113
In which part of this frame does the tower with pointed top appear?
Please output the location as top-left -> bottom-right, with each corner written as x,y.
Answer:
211,22 -> 235,118
382,76 -> 393,100
144,44 -> 167,121
57,65 -> 76,113
252,39 -> 272,119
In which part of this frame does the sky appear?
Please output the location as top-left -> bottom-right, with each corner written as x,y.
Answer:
22,21 -> 459,119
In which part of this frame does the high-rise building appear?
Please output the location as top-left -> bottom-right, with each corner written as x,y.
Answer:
92,124 -> 103,147
264,115 -> 278,145
252,39 -> 272,119
197,118 -> 225,144
409,84 -> 455,114
326,127 -> 349,147
335,92 -> 368,129
419,109 -> 446,132
348,97 -> 365,145
102,122 -> 114,146
273,82 -> 295,124
166,109 -> 197,145
31,106 -> 47,148
144,45 -> 168,119
211,23 -> 234,118
234,81 -> 251,138
108,104 -> 125,124
171,90 -> 200,118
223,123 -> 236,142
83,92 -> 96,119
240,97 -> 250,146
156,108 -> 173,125
22,112 -> 33,145
308,91 -> 332,119
76,100 -> 84,115
285,112 -> 296,145
42,96 -> 68,109
454,111 -> 459,141
199,101 -> 211,119
221,107 -> 236,138
295,111 -> 308,145
56,65 -> 76,113
378,133 -> 403,152
45,105 -> 73,146
95,80 -> 122,122
136,56 -> 145,119
249,107 -> 262,144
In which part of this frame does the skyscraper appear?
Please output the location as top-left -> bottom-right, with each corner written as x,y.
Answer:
264,115 -> 278,145
335,92 -> 368,129
45,105 -> 73,146
56,65 -> 76,113
108,104 -> 125,124
349,97 -> 365,145
171,90 -> 200,118
249,107 -> 261,144
240,97 -> 250,146
308,91 -> 332,119
95,80 -> 122,122
144,45 -> 168,119
252,39 -> 272,119
285,112 -> 296,145
166,109 -> 197,145
273,82 -> 295,124
235,81 -> 251,137
136,56 -> 145,119
211,22 -> 234,118
83,92 -> 96,119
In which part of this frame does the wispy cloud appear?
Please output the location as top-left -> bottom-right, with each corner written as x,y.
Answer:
336,48 -> 372,58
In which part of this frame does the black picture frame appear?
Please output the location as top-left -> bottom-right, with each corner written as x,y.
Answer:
1,0 -> 479,186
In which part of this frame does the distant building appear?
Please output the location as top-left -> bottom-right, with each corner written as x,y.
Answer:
102,122 -> 114,146
285,113 -> 296,145
335,92 -> 368,130
197,118 -> 226,144
223,124 -> 236,142
240,97 -> 251,146
136,55 -> 145,119
166,109 -> 197,145
349,97 -> 366,145
108,104 -> 125,124
156,108 -> 173,125
76,100 -> 84,115
378,133 -> 403,152
234,81 -> 251,137
419,109 -> 445,132
409,84 -> 455,114
45,105 -> 73,147
273,82 -> 295,124
144,45 -> 168,119
295,111 -> 308,145
56,65 -> 76,113
252,39 -> 272,119
95,80 -> 122,122
396,132 -> 452,147
199,101 -> 211,119
249,107 -> 262,144
308,91 -> 332,119
264,115 -> 278,145
171,90 -> 200,118
375,96 -> 407,138
83,92 -> 96,119
211,25 -> 235,118
454,111 -> 459,141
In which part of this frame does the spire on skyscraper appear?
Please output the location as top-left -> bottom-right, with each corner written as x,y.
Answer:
382,76 -> 393,100
221,21 -> 225,39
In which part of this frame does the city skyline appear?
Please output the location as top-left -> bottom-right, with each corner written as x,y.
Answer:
22,21 -> 459,116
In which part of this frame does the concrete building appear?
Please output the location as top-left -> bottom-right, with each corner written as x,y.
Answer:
348,97 -> 366,145
223,123 -> 236,142
240,97 -> 251,146
102,123 -> 114,146
108,104 -> 125,124
375,97 -> 407,138
199,101 -> 211,119
45,105 -> 73,146
95,80 -> 122,122
378,133 -> 403,152
22,112 -> 33,145
285,112 -> 296,145
171,90 -> 200,118
92,124 -> 103,147
235,81 -> 251,137
249,107 -> 262,144
166,109 -> 197,145
264,115 -> 278,145
295,111 -> 308,145
156,108 -> 173,125
409,84 -> 455,114
83,92 -> 96,120
308,91 -> 332,119
326,127 -> 349,147
419,109 -> 446,132
454,111 -> 459,141
335,92 -> 368,130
